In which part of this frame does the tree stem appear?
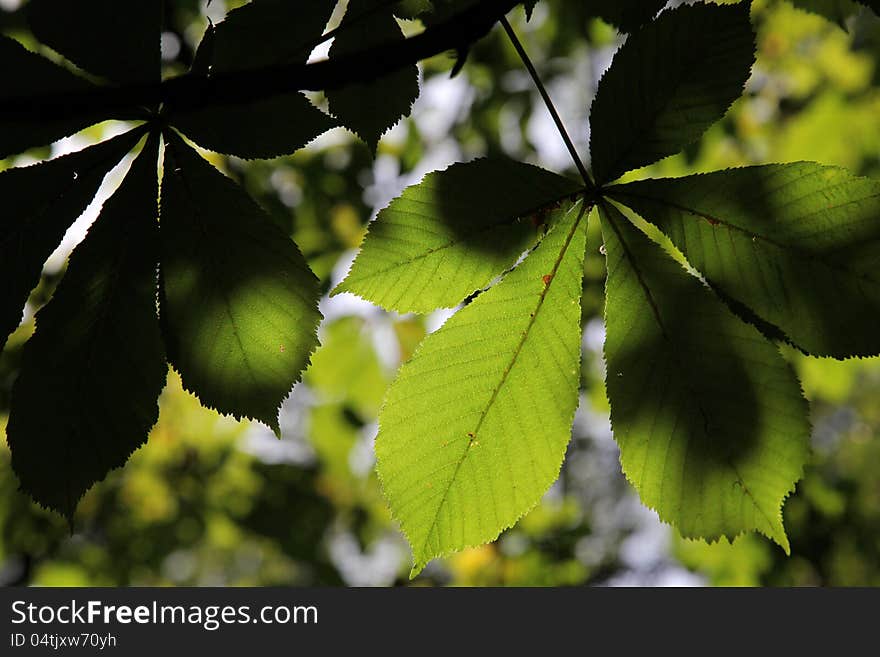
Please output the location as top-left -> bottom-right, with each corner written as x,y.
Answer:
500,16 -> 594,191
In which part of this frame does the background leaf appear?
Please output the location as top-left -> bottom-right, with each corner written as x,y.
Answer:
28,0 -> 161,84
600,201 -> 810,552
610,164 -> 880,358
585,0 -> 667,33
589,2 -> 756,184
0,128 -> 145,351
789,0 -> 863,28
159,133 -> 322,433
0,37 -> 107,158
327,0 -> 420,152
377,201 -> 587,574
170,0 -> 337,159
333,158 -> 582,313
6,135 -> 165,519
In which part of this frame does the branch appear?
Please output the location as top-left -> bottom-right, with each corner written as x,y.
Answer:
1,0 -> 521,122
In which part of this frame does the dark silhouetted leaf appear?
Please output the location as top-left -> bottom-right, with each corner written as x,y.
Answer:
170,0 -> 337,159
327,0 -> 420,151
159,133 -> 322,433
0,128 -> 146,351
28,0 -> 161,84
394,0 -> 434,19
208,0 -> 335,72
0,36 -> 106,158
7,135 -> 165,519
170,95 -> 336,160
334,158 -> 582,313
589,2 -> 755,184
610,164 -> 880,358
600,201 -> 809,552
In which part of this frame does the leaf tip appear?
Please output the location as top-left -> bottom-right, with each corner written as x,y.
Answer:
409,561 -> 427,580
769,521 -> 791,556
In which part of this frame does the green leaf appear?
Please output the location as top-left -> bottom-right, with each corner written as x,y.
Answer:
306,316 -> 389,417
327,0 -> 420,151
377,200 -> 588,574
599,201 -> 809,552
334,158 -> 582,313
589,2 -> 756,184
28,0 -> 161,84
170,0 -> 337,159
587,0 -> 667,32
0,128 -> 146,351
0,36 -> 106,158
159,133 -> 322,433
6,135 -> 165,520
609,164 -> 880,358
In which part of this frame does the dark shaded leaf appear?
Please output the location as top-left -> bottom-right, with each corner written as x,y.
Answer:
0,36 -> 106,158
170,95 -> 336,160
170,0 -> 337,159
327,0 -> 420,151
7,134 -> 165,519
208,0 -> 335,71
28,0 -> 161,84
589,2 -> 756,184
159,133 -> 322,433
600,201 -> 809,552
0,128 -> 146,351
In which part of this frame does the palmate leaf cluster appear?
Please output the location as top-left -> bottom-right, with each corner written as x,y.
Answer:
1,0 -> 879,575
335,1 -> 880,573
1,0 -> 423,518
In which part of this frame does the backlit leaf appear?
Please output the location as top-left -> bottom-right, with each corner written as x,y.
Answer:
377,201 -> 588,574
334,158 -> 582,313
610,164 -> 880,358
600,201 -> 810,552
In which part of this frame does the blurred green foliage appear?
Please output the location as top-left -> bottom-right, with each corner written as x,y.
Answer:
1,0 -> 878,586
